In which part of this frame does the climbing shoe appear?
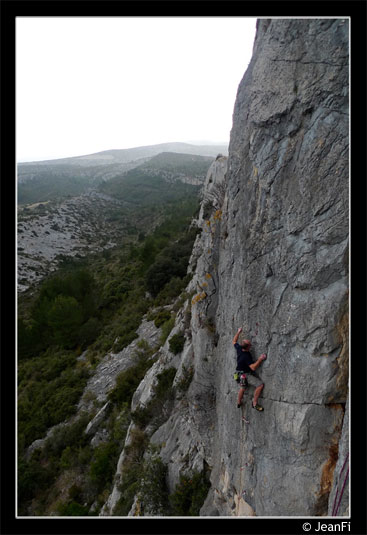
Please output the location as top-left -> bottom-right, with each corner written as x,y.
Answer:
252,403 -> 264,411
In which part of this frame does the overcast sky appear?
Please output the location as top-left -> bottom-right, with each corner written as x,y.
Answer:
16,17 -> 257,162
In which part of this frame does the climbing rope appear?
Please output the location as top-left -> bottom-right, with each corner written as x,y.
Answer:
332,453 -> 349,516
236,417 -> 245,516
236,401 -> 251,515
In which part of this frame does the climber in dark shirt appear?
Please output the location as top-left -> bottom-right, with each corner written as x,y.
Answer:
233,327 -> 267,411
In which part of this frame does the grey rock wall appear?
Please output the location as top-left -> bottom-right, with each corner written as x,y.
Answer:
141,18 -> 348,517
202,18 -> 349,516
101,18 -> 349,518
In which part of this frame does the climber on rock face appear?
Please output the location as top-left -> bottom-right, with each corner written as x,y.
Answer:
232,327 -> 267,411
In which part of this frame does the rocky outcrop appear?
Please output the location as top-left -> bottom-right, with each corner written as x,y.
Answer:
17,190 -> 124,292
104,18 -> 349,517
26,318 -> 162,459
78,319 -> 162,412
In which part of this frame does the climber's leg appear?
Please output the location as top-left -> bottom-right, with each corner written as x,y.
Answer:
252,383 -> 264,407
237,387 -> 245,407
246,372 -> 264,408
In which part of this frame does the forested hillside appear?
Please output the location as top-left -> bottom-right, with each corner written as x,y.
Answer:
18,194 -> 200,515
17,151 -> 212,292
17,145 -> 219,515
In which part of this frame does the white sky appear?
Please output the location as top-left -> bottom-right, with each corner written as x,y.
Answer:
16,17 -> 257,162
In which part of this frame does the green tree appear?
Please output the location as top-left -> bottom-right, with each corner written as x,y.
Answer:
139,455 -> 169,515
78,317 -> 101,348
18,318 -> 44,360
47,295 -> 83,347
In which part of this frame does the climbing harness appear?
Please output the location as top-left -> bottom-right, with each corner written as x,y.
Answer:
234,371 -> 248,387
240,373 -> 247,387
332,453 -> 349,516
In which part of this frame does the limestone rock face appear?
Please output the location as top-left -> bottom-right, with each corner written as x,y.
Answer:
155,19 -> 348,517
201,18 -> 349,517
102,18 -> 349,517
78,319 -> 162,412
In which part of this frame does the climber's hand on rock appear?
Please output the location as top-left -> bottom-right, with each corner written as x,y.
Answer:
260,353 -> 267,361
237,327 -> 243,333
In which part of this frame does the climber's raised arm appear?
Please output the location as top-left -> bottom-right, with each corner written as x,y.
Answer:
232,327 -> 242,345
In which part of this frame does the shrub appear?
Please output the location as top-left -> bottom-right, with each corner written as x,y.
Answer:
60,446 -> 74,469
109,365 -> 144,408
112,330 -> 139,353
17,318 -> 44,360
108,353 -> 155,408
154,367 -> 176,400
138,454 -> 169,515
114,428 -> 149,516
78,317 -> 101,348
68,484 -> 83,502
125,427 -> 149,462
202,199 -> 214,220
152,308 -> 172,328
108,402 -> 131,444
47,295 -> 83,343
169,332 -> 185,354
173,289 -> 192,314
131,367 -> 176,431
18,355 -> 90,449
57,500 -> 91,516
145,257 -> 176,297
177,366 -> 194,394
130,405 -> 152,428
169,469 -> 211,516
18,455 -> 57,508
115,465 -> 141,516
89,442 -> 119,491
154,276 -> 189,306
159,316 -> 175,345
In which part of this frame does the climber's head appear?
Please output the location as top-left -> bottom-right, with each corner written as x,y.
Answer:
241,339 -> 251,351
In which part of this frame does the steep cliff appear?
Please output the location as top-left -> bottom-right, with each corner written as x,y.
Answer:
101,18 -> 349,517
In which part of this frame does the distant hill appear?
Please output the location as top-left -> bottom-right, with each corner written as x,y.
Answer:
17,142 -> 227,205
138,152 -> 214,174
98,152 -> 212,205
19,142 -> 228,167
69,142 -> 228,166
